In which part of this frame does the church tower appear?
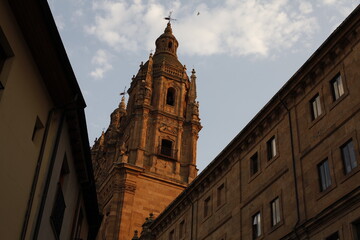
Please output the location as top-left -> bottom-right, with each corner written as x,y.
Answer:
91,22 -> 202,240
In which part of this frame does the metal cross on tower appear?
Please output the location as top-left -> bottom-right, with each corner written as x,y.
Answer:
164,11 -> 176,23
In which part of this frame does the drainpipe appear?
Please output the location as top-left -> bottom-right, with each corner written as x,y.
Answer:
278,95 -> 301,239
20,107 -> 56,240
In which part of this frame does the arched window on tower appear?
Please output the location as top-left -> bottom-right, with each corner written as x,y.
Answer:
166,87 -> 175,106
168,41 -> 173,50
160,139 -> 173,157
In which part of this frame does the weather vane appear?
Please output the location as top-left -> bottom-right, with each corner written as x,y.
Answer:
164,11 -> 176,23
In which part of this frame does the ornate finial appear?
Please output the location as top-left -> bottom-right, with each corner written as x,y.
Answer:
132,230 -> 139,240
140,61 -> 144,67
191,69 -> 196,76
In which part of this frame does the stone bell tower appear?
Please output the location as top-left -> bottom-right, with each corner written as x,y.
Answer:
91,22 -> 202,240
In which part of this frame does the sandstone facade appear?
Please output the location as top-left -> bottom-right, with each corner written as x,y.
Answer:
92,23 -> 202,240
135,5 -> 360,240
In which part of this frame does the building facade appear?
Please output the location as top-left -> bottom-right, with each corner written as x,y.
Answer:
91,22 -> 202,240
135,5 -> 360,240
0,0 -> 101,239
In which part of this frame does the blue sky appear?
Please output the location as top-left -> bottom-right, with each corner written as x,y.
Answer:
48,0 -> 359,171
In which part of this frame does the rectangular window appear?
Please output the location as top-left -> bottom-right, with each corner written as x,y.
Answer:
318,159 -> 332,191
169,229 -> 175,240
179,220 -> 185,239
252,212 -> 261,239
204,196 -> 211,218
250,152 -> 259,175
325,231 -> 340,240
331,74 -> 344,101
50,184 -> 66,237
310,94 -> 322,120
271,197 -> 281,227
341,140 -> 357,174
267,136 -> 276,160
160,139 -> 173,157
217,183 -> 225,207
352,219 -> 360,240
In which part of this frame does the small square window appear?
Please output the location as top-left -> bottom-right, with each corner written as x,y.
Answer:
325,231 -> 340,240
310,94 -> 322,120
331,74 -> 344,101
267,136 -> 276,160
252,212 -> 261,239
270,197 -> 281,227
250,152 -> 259,175
204,196 -> 211,218
341,140 -> 357,174
318,159 -> 332,191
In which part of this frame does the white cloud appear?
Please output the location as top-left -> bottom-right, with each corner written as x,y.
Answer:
299,1 -> 313,14
85,0 -> 319,57
90,49 -> 113,79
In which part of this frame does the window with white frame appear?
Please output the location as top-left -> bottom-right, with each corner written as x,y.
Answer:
318,159 -> 332,191
331,74 -> 344,101
267,136 -> 276,160
310,94 -> 322,120
341,139 -> 357,174
252,212 -> 261,239
270,197 -> 281,227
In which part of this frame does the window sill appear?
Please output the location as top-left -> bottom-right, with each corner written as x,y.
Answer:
268,221 -> 284,234
308,112 -> 326,129
265,154 -> 280,169
328,92 -> 348,111
339,165 -> 360,185
215,201 -> 226,213
316,183 -> 336,201
248,170 -> 262,183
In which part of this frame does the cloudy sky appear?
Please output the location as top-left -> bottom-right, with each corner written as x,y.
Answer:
48,0 -> 359,171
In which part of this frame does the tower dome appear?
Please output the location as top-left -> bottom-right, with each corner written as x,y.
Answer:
154,22 -> 179,57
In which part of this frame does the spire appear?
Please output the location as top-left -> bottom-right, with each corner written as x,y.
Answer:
154,22 -> 179,57
119,95 -> 126,111
189,69 -> 197,103
164,22 -> 172,34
